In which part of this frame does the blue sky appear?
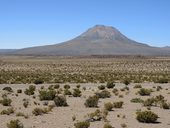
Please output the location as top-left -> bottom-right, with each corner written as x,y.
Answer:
0,0 -> 170,49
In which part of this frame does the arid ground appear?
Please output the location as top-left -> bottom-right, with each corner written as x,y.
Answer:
0,56 -> 170,128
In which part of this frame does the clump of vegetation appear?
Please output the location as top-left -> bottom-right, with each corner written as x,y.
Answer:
104,102 -> 113,111
138,88 -> 151,96
23,99 -> 29,108
7,119 -> 24,128
134,84 -> 142,88
98,85 -> 105,90
143,98 -> 155,106
24,85 -> 36,95
39,90 -> 56,100
131,98 -> 144,103
103,123 -> 113,128
1,107 -> 14,115
113,101 -> 123,108
17,89 -> 22,93
85,95 -> 99,107
64,84 -> 70,89
32,107 -> 49,116
73,88 -> 81,97
106,82 -> 115,89
87,109 -> 103,122
123,79 -> 130,85
64,89 -> 72,95
2,87 -> 13,92
136,111 -> 158,123
74,121 -> 90,128
95,90 -> 111,98
160,102 -> 170,109
54,95 -> 68,107
34,79 -> 44,84
0,97 -> 12,106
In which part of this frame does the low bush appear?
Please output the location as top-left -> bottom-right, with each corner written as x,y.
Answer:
134,84 -> 142,88
39,90 -> 56,100
131,98 -> 144,103
32,107 -> 49,116
64,84 -> 70,89
138,88 -> 151,96
87,109 -> 102,122
106,82 -> 115,89
136,111 -> 158,123
113,101 -> 123,108
85,95 -> 99,107
17,89 -> 22,93
160,102 -> 170,109
64,89 -> 72,95
24,85 -> 36,95
34,79 -> 44,84
7,119 -> 24,128
73,88 -> 81,97
23,99 -> 29,108
103,123 -> 113,128
0,98 -> 12,106
74,121 -> 90,128
54,95 -> 68,107
95,90 -> 111,98
98,85 -> 105,90
1,107 -> 14,115
143,98 -> 155,106
104,102 -> 113,111
2,87 -> 13,92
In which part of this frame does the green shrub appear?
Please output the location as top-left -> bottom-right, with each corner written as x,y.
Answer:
23,99 -> 29,108
2,87 -> 13,92
104,102 -> 113,111
54,95 -> 68,107
0,98 -> 12,106
136,111 -> 158,123
85,95 -> 99,107
87,109 -> 103,121
123,79 -> 130,85
143,98 -> 155,106
103,123 -> 113,128
98,85 -> 105,90
32,107 -> 49,116
1,107 -> 14,115
39,90 -> 56,100
156,78 -> 168,83
24,85 -> 36,95
74,121 -> 90,128
7,119 -> 24,128
64,84 -> 70,89
138,88 -> 151,96
54,84 -> 60,89
17,89 -> 22,93
73,88 -> 81,97
113,101 -> 123,108
160,102 -> 170,109
134,84 -> 142,88
34,79 -> 44,84
16,112 -> 25,117
95,90 -> 111,98
64,89 -> 72,95
131,98 -> 143,103
76,85 -> 81,88
112,88 -> 118,94
106,82 -> 115,89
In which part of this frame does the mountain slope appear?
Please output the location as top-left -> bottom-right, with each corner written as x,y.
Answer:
12,25 -> 170,56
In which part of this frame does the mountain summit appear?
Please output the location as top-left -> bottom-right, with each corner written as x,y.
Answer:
12,25 -> 170,56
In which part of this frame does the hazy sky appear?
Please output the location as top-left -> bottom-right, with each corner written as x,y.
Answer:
0,0 -> 170,49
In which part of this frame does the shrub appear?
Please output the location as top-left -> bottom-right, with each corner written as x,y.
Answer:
1,107 -> 14,115
23,99 -> 29,108
34,79 -> 43,84
54,95 -> 68,107
112,88 -> 118,94
103,123 -> 113,128
0,98 -> 12,106
104,102 -> 113,111
3,87 -> 13,92
143,98 -> 155,106
98,85 -> 105,90
54,84 -> 60,89
160,102 -> 170,109
73,88 -> 81,97
113,101 -> 123,108
123,79 -> 130,85
64,89 -> 72,95
131,98 -> 143,103
39,90 -> 56,100
76,85 -> 81,88
138,88 -> 151,96
134,84 -> 142,88
74,121 -> 90,128
136,111 -> 158,123
156,78 -> 168,83
17,89 -> 22,93
106,82 -> 115,89
85,95 -> 99,107
7,119 -> 24,128
16,112 -> 25,117
32,107 -> 49,116
95,90 -> 111,98
64,84 -> 70,89
87,109 -> 102,121
24,85 -> 36,95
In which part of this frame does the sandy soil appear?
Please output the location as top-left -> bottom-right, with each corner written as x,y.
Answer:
0,83 -> 170,128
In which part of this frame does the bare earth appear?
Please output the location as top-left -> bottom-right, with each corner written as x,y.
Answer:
0,83 -> 170,128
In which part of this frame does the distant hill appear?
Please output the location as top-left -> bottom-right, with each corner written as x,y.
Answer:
11,25 -> 170,56
0,49 -> 17,54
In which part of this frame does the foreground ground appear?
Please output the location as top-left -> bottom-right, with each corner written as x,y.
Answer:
0,83 -> 170,128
